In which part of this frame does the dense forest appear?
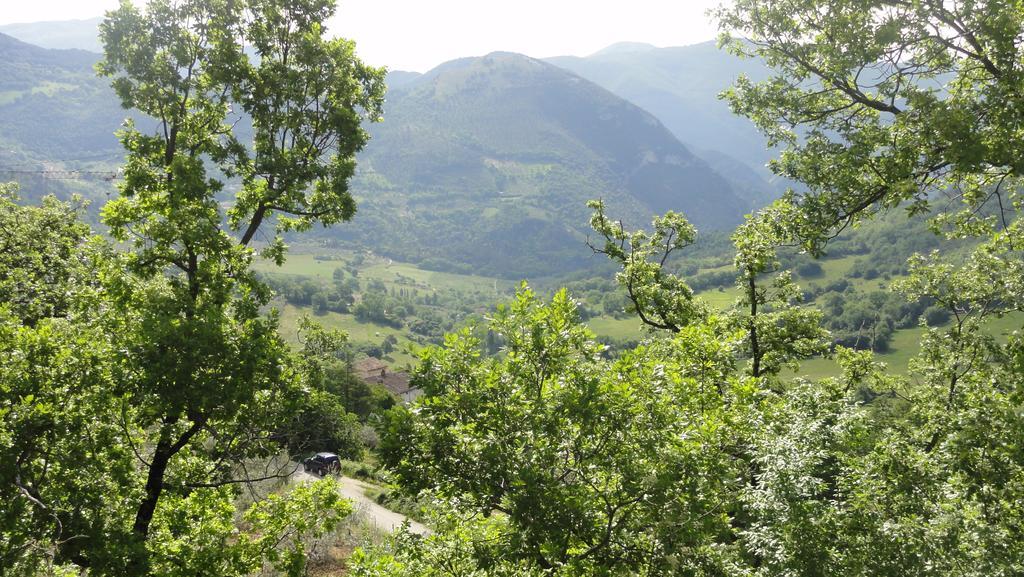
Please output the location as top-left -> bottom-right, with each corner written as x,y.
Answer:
2,0 -> 1023,576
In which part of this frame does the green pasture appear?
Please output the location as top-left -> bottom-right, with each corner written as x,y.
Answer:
253,252 -> 354,278
254,250 -> 518,295
788,312 -> 1023,381
275,302 -> 422,370
261,246 -> 1023,378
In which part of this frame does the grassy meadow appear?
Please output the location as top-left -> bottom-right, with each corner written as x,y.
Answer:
259,246 -> 1021,380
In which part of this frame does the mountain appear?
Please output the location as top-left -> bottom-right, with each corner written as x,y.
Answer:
330,52 -> 750,277
0,17 -> 103,53
547,41 -> 780,187
0,33 -> 120,159
0,33 -> 124,202
0,34 -> 751,278
695,148 -> 776,207
385,70 -> 422,89
591,42 -> 659,56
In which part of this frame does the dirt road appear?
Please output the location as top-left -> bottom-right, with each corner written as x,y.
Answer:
294,469 -> 429,535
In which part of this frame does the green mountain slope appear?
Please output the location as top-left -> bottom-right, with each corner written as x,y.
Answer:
547,41 -> 779,187
0,35 -> 751,278
0,33 -> 124,202
330,52 -> 749,277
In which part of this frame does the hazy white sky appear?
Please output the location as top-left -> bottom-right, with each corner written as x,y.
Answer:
0,0 -> 725,71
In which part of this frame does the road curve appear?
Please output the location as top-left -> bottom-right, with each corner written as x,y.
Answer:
293,469 -> 429,535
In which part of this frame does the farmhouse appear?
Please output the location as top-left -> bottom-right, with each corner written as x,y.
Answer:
353,357 -> 422,404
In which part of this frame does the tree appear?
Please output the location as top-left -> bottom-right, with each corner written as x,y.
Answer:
741,232 -> 1024,574
588,198 -> 826,379
348,515 -> 550,577
96,0 -> 382,568
0,195 -> 359,576
0,185 -> 92,326
0,216 -> 127,573
716,0 -> 1024,251
729,201 -> 828,378
381,334 -> 398,355
587,199 -> 703,332
277,318 -> 365,460
1,0 -> 385,573
379,286 -> 761,574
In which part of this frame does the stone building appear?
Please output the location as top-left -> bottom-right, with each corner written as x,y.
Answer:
353,357 -> 422,404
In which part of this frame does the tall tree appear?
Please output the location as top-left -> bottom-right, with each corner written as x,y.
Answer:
717,0 -> 1024,250
96,0 -> 383,570
1,0 -> 384,574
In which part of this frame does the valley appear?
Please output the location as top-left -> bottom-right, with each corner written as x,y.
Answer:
256,222 -> 1017,381
3,4 -> 1024,574
2,23 -> 1011,383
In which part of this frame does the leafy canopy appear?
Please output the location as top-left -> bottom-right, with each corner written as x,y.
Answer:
1,0 -> 385,574
717,0 -> 1024,251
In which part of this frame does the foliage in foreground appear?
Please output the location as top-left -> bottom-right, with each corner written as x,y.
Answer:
5,0 -> 1024,576
0,180 -> 358,577
364,0 -> 1024,574
1,0 -> 385,572
366,223 -> 1024,575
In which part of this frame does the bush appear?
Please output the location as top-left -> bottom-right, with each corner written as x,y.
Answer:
923,306 -> 951,327
795,261 -> 824,278
280,390 -> 364,461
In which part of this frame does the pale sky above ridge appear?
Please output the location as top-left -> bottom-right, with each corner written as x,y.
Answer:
0,0 -> 726,71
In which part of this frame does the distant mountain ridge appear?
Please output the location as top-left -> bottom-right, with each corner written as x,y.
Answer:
375,52 -> 745,221
329,51 -> 750,276
0,17 -> 778,185
0,17 -> 103,53
0,29 -> 764,277
546,40 -> 782,193
0,16 -> 779,185
590,42 -> 659,56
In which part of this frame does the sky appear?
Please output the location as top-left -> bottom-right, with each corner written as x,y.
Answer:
0,0 -> 726,71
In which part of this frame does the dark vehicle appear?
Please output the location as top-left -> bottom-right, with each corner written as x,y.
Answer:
303,452 -> 341,476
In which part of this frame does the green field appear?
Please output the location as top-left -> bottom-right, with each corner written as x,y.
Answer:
788,325 -> 925,380
257,247 -> 874,376
789,313 -> 1024,380
585,315 -> 646,340
254,250 -> 518,295
260,247 -> 1023,379
253,252 -> 351,278
275,302 -> 422,369
361,260 -> 516,295
259,250 -> 520,369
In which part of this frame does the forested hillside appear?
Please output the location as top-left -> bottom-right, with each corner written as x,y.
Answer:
0,33 -> 121,160
0,34 -> 757,278
2,0 -> 1024,576
0,33 -> 124,202
330,51 -> 749,276
548,41 -> 780,187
